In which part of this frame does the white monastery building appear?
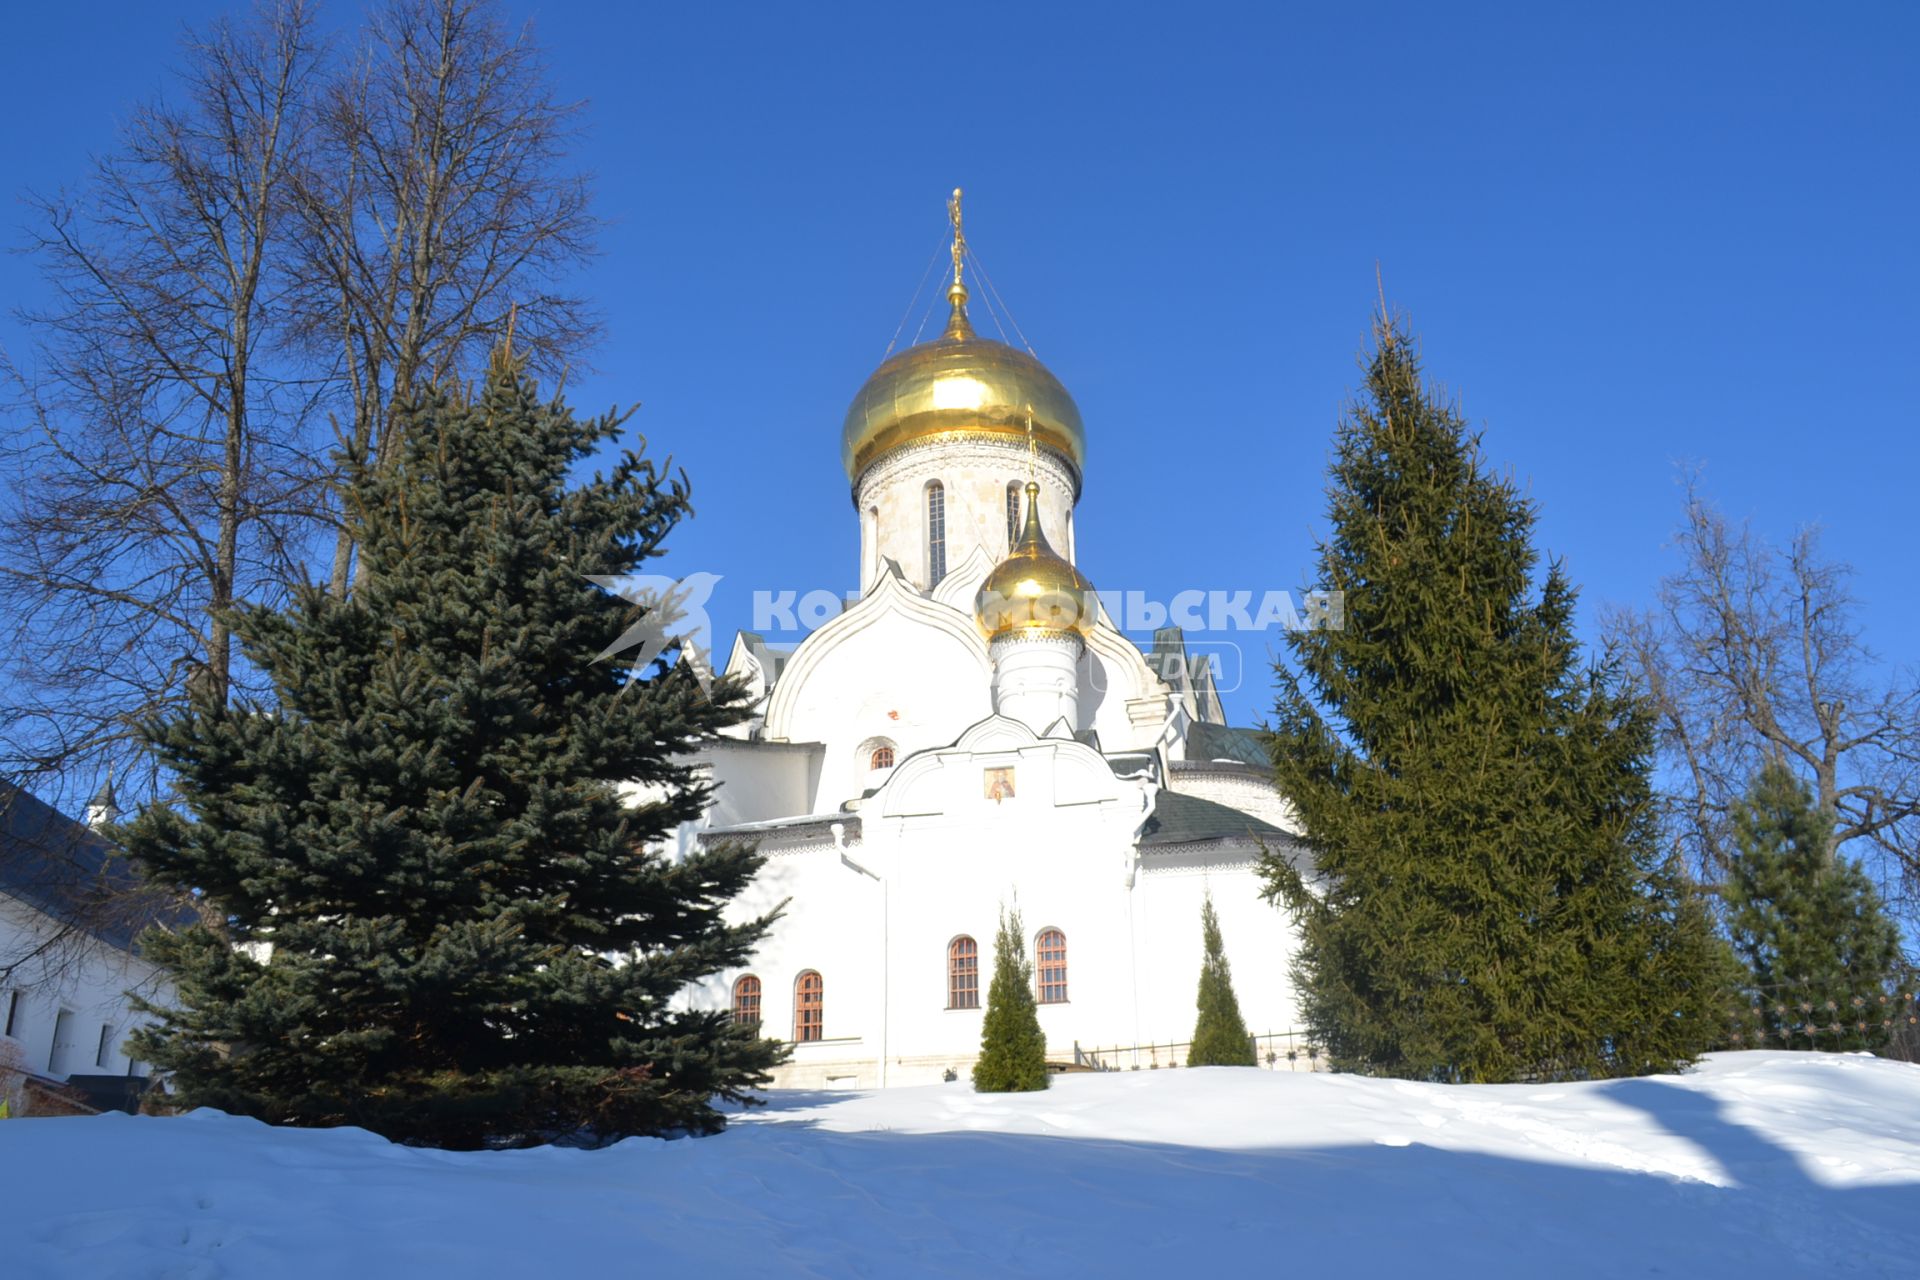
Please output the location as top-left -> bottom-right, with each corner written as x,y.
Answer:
658,192 -> 1310,1088
0,780 -> 170,1115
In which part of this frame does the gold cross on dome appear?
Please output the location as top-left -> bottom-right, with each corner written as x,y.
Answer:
948,187 -> 966,290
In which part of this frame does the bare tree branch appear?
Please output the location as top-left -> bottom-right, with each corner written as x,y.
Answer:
285,0 -> 600,595
0,0 -> 600,983
1604,471 -> 1920,933
0,0 -> 328,975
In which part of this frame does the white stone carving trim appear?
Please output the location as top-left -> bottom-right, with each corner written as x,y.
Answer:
853,433 -> 1081,504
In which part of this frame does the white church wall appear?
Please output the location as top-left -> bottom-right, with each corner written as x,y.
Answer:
866,827 -> 1148,1083
700,741 -> 824,827
865,721 -> 1158,1082
694,719 -> 1306,1089
763,589 -> 993,813
696,833 -> 890,1088
928,545 -> 997,615
987,633 -> 1083,736
705,834 -> 1304,1089
1125,853 -> 1302,1052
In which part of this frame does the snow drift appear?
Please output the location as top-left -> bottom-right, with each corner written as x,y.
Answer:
3,1051 -> 1916,1278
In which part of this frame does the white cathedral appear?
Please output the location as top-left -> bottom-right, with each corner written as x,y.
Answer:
667,194 -> 1308,1087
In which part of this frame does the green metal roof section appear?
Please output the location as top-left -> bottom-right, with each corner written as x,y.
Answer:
1138,788 -> 1289,848
1183,722 -> 1273,768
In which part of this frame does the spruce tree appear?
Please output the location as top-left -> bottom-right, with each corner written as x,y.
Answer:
973,904 -> 1048,1092
1724,762 -> 1900,1053
1189,894 -> 1256,1066
123,357 -> 783,1148
1259,313 -> 1729,1082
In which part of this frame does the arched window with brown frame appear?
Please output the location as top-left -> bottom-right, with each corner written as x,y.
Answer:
947,936 -> 979,1009
1035,929 -> 1068,1004
794,970 -> 824,1042
870,745 -> 895,770
731,975 -> 762,1027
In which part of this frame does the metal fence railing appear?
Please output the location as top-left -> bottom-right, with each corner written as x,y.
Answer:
1071,1030 -> 1327,1073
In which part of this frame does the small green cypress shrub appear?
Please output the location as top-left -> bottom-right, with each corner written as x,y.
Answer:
1189,894 -> 1256,1066
973,904 -> 1048,1092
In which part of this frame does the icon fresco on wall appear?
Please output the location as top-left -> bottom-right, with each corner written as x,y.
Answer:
984,767 -> 1016,803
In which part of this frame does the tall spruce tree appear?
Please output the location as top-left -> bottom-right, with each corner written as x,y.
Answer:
973,904 -> 1048,1092
1259,313 -> 1729,1082
122,356 -> 782,1148
1724,762 -> 1901,1053
1189,894 -> 1256,1066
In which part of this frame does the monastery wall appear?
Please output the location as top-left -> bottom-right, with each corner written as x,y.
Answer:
0,894 -> 167,1100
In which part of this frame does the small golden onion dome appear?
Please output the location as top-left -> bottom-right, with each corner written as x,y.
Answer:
841,298 -> 1085,484
976,482 -> 1098,639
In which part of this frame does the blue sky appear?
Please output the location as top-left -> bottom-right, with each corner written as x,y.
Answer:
3,1 -> 1915,727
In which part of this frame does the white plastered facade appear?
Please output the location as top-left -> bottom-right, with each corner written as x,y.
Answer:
0,893 -> 168,1111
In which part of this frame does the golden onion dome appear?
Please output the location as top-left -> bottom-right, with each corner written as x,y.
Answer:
841,297 -> 1085,484
976,482 -> 1098,639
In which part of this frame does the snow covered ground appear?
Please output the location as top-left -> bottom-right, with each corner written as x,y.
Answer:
3,1051 -> 1917,1278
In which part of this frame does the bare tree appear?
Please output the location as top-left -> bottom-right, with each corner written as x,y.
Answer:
2,0 -> 598,791
1606,475 -> 1920,916
287,0 -> 599,595
1,0 -> 601,986
0,0 -> 327,809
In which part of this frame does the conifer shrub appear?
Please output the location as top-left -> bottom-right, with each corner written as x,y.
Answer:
1189,894 -> 1256,1066
124,359 -> 783,1147
1260,313 -> 1732,1081
1724,762 -> 1901,1053
973,904 -> 1049,1092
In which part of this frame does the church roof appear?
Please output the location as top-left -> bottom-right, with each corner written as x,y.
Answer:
1182,723 -> 1273,768
704,812 -> 857,838
1137,789 -> 1289,849
0,782 -> 178,951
